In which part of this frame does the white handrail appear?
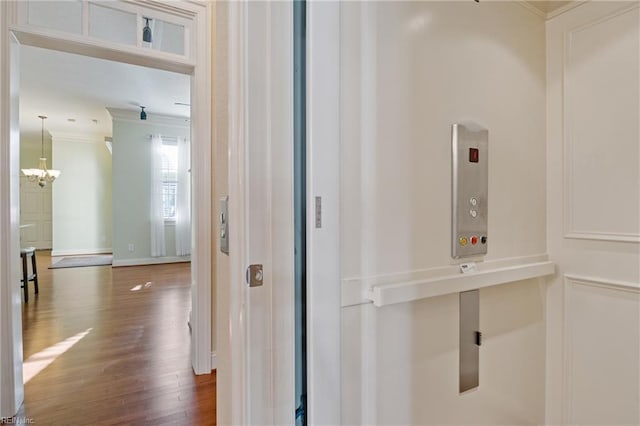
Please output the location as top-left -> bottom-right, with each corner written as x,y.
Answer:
364,261 -> 555,307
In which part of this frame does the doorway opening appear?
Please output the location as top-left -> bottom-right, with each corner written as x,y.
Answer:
13,45 -> 214,423
1,1 -> 213,419
19,45 -> 192,265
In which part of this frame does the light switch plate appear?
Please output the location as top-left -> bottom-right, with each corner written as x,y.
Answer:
220,196 -> 229,254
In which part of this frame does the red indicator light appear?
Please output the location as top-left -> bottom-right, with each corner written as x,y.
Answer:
471,236 -> 478,245
469,148 -> 479,163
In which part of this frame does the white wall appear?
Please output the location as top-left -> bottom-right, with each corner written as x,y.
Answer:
110,111 -> 189,265
51,133 -> 112,255
20,131 -> 52,249
340,2 -> 547,424
545,2 -> 640,424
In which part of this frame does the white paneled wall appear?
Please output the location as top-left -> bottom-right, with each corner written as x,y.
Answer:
563,4 -> 639,242
564,277 -> 639,425
20,132 -> 53,249
546,2 -> 640,424
340,2 -> 547,424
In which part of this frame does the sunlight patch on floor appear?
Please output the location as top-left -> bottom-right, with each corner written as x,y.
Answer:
130,282 -> 153,292
23,328 -> 93,384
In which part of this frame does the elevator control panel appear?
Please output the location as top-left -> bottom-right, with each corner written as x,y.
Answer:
452,123 -> 488,259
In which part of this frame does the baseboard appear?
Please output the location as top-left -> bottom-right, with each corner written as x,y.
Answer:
112,256 -> 191,267
51,248 -> 112,257
211,352 -> 217,370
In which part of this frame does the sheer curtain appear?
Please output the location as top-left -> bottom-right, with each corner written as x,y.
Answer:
150,135 -> 166,257
175,137 -> 191,256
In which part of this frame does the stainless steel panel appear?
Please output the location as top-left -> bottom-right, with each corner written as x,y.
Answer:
460,289 -> 480,393
452,123 -> 488,258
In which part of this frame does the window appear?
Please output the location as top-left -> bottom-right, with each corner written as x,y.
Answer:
160,143 -> 178,220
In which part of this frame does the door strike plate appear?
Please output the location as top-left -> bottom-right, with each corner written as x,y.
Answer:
246,264 -> 264,287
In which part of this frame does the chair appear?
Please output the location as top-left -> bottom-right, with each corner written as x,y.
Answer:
20,247 -> 39,303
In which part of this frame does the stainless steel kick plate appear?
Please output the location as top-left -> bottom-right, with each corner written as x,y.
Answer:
460,289 -> 480,393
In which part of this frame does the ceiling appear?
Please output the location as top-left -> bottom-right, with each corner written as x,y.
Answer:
20,45 -> 190,139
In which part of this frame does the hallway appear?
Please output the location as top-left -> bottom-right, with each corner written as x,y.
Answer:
7,252 -> 215,425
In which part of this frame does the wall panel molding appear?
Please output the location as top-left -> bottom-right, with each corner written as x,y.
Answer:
564,274 -> 640,293
563,275 -> 640,424
562,3 -> 640,243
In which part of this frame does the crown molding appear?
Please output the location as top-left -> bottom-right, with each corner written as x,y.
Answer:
50,132 -> 105,144
518,1 -> 546,19
519,1 -> 588,21
547,1 -> 588,20
106,107 -> 190,128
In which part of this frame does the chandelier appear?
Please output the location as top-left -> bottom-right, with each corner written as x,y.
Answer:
21,115 -> 61,188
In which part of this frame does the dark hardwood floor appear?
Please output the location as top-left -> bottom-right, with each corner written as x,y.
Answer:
3,251 -> 215,426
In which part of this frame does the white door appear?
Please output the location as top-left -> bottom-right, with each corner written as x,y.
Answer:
0,14 -> 25,416
546,2 -> 640,424
232,1 -> 295,423
236,3 -> 343,423
234,3 -> 342,423
20,175 -> 52,249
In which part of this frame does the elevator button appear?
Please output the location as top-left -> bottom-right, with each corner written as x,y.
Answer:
459,237 -> 468,247
470,197 -> 478,206
471,236 -> 478,245
469,209 -> 477,218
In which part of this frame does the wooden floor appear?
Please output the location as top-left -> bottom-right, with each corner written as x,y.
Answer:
4,251 -> 215,426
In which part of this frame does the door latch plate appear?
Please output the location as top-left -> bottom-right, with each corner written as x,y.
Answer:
246,264 -> 264,287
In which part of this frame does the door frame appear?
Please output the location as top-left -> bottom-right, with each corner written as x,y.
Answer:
222,1 -> 342,423
224,1 -> 246,422
0,0 -> 212,417
0,11 -> 24,417
305,1 -> 341,424
225,1 -> 297,423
